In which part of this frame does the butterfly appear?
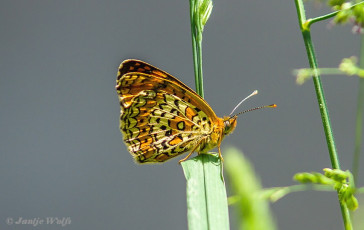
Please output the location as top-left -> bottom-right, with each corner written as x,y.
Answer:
116,59 -> 275,163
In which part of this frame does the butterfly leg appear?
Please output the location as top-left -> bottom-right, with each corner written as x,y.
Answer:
178,138 -> 205,164
178,150 -> 195,164
218,145 -> 224,162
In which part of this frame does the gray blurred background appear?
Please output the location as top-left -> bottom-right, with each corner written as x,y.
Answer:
1,1 -> 363,229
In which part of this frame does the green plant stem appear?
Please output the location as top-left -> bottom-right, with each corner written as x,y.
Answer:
295,0 -> 340,169
262,184 -> 335,203
353,35 -> 364,183
305,1 -> 364,29
196,40 -> 204,98
189,0 -> 204,98
305,33 -> 341,169
184,1 -> 229,230
294,1 -> 352,229
190,0 -> 199,96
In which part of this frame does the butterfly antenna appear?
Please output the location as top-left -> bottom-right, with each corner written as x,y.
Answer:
232,104 -> 277,118
229,90 -> 258,116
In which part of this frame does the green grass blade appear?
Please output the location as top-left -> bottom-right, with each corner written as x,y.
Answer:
353,35 -> 364,183
224,147 -> 276,230
181,154 -> 229,230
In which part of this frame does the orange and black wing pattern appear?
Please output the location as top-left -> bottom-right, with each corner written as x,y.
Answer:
116,60 -> 219,163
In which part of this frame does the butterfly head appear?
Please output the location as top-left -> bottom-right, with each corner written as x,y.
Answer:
223,116 -> 238,136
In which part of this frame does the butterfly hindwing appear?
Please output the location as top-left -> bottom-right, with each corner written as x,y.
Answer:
116,60 -> 223,163
119,89 -> 213,163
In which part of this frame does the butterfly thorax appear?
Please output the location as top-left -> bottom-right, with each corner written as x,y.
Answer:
196,116 -> 237,153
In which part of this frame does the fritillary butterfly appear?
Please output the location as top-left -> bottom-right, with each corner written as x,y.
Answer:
116,59 -> 275,163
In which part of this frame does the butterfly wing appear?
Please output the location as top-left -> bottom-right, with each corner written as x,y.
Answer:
116,60 -> 220,163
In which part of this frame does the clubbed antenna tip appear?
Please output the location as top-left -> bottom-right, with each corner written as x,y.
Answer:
232,103 -> 277,118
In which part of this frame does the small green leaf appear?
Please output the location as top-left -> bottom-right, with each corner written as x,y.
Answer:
328,0 -> 346,8
194,0 -> 213,31
346,195 -> 359,210
190,0 -> 213,42
294,168 -> 359,211
327,1 -> 364,31
323,168 -> 349,182
199,0 -> 213,27
339,56 -> 360,76
294,172 -> 334,185
294,68 -> 314,84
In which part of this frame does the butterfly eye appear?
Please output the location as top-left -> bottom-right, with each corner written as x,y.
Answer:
223,120 -> 230,132
223,118 -> 236,135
